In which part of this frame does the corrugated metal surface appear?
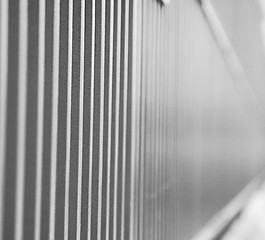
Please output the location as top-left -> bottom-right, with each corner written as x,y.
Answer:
0,0 -> 133,239
1,0 -> 265,240
131,0 -> 265,239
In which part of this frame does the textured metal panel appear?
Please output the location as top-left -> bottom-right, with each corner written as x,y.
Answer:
1,0 -> 265,240
130,0 -> 265,240
0,0 -> 133,239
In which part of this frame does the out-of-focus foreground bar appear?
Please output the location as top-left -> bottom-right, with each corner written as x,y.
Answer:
0,0 -> 265,240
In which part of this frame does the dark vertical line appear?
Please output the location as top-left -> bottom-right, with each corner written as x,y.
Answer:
100,0 -> 111,239
164,10 -> 170,240
136,1 -> 143,239
172,2 -> 177,238
54,0 -> 69,238
40,1 -> 54,239
154,5 -> 159,240
90,0 -> 102,239
161,10 -> 166,239
124,0 -> 133,238
158,7 -> 163,240
146,1 -> 151,239
150,3 -> 157,240
116,0 -> 125,239
130,0 -> 142,237
176,1 -> 181,238
68,0 -> 81,239
143,0 -> 152,239
3,0 -> 19,239
108,1 -> 118,239
23,0 -> 39,239
137,0 -> 147,239
0,0 -> 9,238
80,0 -> 92,239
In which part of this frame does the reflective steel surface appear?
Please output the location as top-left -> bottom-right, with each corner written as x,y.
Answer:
131,0 -> 265,239
0,0 -> 265,240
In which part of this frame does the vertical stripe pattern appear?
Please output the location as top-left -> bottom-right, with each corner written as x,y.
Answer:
0,0 -> 133,239
1,1 -> 265,240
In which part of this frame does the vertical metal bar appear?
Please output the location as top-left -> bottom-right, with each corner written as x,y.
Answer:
184,3 -> 188,237
23,0 -> 39,236
144,0 -> 153,238
166,8 -> 171,237
113,0 -> 122,238
160,8 -> 164,240
76,0 -> 85,239
176,1 -> 182,237
154,5 -> 160,240
35,0 -> 46,239
97,0 -> 106,239
80,0 -> 92,237
87,0 -> 96,237
187,4 -> 192,237
169,6 -> 176,239
172,2 -> 178,238
40,1 -> 53,238
161,9 -> 166,240
156,6 -> 161,240
106,0 -> 114,239
49,0 -> 60,239
138,0 -> 147,238
64,0 -> 73,238
121,0 -> 130,238
15,0 -> 28,239
130,0 -> 142,238
151,4 -> 157,240
173,3 -> 178,238
68,0 -> 82,236
148,2 -> 154,239
124,0 -> 133,236
0,0 -> 8,239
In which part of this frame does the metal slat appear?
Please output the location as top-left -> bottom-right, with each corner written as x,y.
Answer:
15,0 -> 28,239
130,0 -> 141,238
124,1 -> 133,237
40,1 -> 54,238
138,0 -> 148,239
112,0 -> 122,238
64,0 -> 73,238
49,0 -> 60,239
120,0 -> 130,238
76,0 -> 85,238
68,0 -> 82,237
87,0 -> 96,237
80,0 -> 93,238
105,1 -> 114,240
108,1 -> 119,238
100,0 -> 111,238
55,0 -> 69,238
156,6 -> 161,240
4,0 -> 19,233
0,0 -> 8,238
161,7 -> 165,240
154,5 -> 160,240
34,0 -> 46,239
24,0 -> 39,238
97,0 -> 106,239
90,0 -> 103,238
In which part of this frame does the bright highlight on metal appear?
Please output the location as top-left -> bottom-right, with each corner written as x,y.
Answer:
0,1 -> 265,240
